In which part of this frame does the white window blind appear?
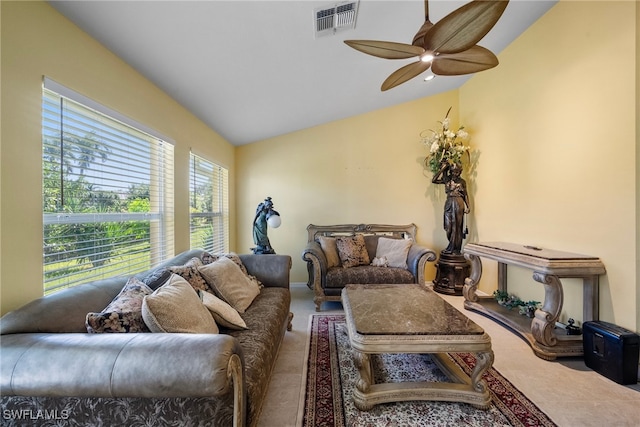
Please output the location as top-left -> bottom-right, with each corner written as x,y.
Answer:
190,152 -> 229,254
42,80 -> 174,294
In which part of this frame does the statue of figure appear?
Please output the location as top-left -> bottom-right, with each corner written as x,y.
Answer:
252,197 -> 280,254
432,162 -> 469,254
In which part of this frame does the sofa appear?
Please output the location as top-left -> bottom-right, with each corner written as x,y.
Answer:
0,249 -> 292,427
302,223 -> 437,311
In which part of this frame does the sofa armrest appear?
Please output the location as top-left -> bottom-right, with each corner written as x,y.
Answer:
302,241 -> 327,286
407,243 -> 437,284
1,333 -> 244,400
302,241 -> 327,269
238,254 -> 291,289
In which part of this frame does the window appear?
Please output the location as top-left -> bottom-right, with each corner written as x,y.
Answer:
42,79 -> 174,294
190,152 -> 229,253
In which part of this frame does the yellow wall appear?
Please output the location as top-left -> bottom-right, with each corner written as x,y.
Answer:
459,0 -> 636,330
236,91 -> 460,284
636,0 -> 640,333
1,1 -> 637,332
238,1 -> 638,330
0,1 -> 236,314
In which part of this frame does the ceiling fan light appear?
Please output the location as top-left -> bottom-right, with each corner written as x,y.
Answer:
420,53 -> 434,63
424,75 -> 435,81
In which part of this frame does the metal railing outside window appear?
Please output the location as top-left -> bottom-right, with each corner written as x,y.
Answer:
189,152 -> 229,254
42,79 -> 174,294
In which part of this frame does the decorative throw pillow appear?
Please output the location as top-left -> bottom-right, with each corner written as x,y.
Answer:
376,237 -> 413,269
200,291 -> 248,330
142,274 -> 219,334
318,236 -> 341,268
169,257 -> 211,293
371,256 -> 389,267
336,235 -> 370,268
198,257 -> 260,313
139,267 -> 172,290
85,277 -> 152,333
201,252 -> 262,288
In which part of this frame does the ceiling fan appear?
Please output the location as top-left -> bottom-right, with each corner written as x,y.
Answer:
344,0 -> 509,91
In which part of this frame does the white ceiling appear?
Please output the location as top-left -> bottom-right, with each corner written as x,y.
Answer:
50,0 -> 557,145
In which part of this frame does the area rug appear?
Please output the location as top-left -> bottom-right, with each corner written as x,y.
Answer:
299,314 -> 557,427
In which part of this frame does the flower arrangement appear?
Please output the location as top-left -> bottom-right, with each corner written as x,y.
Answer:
421,107 -> 470,175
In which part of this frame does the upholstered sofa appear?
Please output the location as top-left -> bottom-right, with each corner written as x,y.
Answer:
0,249 -> 292,427
302,223 -> 437,311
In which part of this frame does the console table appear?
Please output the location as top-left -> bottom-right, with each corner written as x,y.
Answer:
462,242 -> 606,360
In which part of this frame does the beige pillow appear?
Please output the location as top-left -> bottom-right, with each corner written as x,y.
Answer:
201,251 -> 262,288
198,257 -> 260,313
318,236 -> 341,268
142,274 -> 219,334
336,235 -> 370,268
376,237 -> 412,269
201,291 -> 248,330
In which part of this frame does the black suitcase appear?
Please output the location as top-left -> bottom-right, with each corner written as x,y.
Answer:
583,321 -> 639,385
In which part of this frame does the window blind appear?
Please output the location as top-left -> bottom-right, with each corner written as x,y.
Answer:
42,81 -> 174,294
190,152 -> 229,254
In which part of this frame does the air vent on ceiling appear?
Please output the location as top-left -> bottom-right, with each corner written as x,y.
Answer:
314,1 -> 359,38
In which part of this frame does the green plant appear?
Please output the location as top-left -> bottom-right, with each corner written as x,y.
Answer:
492,290 -> 509,302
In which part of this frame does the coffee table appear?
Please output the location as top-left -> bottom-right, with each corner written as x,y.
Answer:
341,283 -> 494,411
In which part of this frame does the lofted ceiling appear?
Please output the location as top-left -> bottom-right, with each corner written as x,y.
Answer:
50,0 -> 557,146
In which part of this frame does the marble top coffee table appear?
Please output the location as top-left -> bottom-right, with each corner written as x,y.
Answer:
341,283 -> 494,411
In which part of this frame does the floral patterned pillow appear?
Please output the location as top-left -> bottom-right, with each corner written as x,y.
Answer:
85,277 -> 152,333
336,235 -> 370,268
168,257 -> 211,293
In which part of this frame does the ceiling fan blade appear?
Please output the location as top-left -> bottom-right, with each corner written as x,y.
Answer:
344,40 -> 424,60
381,60 -> 432,91
432,45 -> 499,75
425,0 -> 509,54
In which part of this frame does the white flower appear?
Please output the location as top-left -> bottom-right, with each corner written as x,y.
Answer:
420,108 -> 472,175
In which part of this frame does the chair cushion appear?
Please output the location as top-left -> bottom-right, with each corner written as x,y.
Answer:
325,266 -> 414,289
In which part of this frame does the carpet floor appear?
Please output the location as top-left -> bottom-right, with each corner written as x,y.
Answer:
300,314 -> 558,427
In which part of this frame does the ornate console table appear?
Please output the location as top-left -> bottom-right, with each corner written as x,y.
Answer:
462,242 -> 606,360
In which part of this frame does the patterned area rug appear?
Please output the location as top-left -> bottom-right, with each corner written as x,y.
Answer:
300,314 -> 557,427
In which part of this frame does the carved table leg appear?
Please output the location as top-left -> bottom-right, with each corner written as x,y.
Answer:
531,272 -> 563,347
352,350 -> 374,411
470,350 -> 494,395
463,253 -> 482,302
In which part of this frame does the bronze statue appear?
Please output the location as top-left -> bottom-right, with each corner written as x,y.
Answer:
252,197 -> 280,254
432,162 -> 469,254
